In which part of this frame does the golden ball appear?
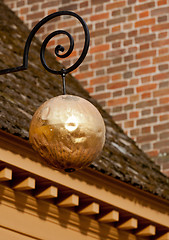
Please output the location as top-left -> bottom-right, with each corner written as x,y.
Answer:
29,95 -> 105,172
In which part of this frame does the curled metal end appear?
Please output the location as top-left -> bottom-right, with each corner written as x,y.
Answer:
0,10 -> 90,80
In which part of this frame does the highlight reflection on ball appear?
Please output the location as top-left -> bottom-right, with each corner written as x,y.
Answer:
29,95 -> 105,172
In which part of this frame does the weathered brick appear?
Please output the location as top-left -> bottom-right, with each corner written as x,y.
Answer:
152,23 -> 169,32
90,12 -> 109,21
158,32 -> 168,39
141,76 -> 151,84
153,88 -> 169,97
123,7 -> 132,14
130,128 -> 140,136
128,30 -> 137,38
108,97 -> 128,106
128,0 -> 136,4
80,1 -> 88,8
136,83 -> 157,93
137,134 -> 157,143
141,126 -> 151,134
154,105 -> 169,114
139,10 -> 149,18
124,120 -> 134,128
129,62 -> 139,69
107,64 -> 127,74
20,7 -> 28,14
94,53 -> 104,61
160,114 -> 169,121
113,57 -> 122,65
159,64 -> 168,71
90,60 -> 110,69
74,71 -> 93,80
27,0 -> 40,4
106,33 -> 126,42
123,72 -> 132,79
17,1 -> 25,7
130,95 -> 139,103
151,7 -> 169,16
153,55 -> 169,64
136,100 -> 157,108
141,143 -> 151,152
124,104 -> 134,111
158,0 -> 167,5
159,81 -> 169,89
96,69 -> 105,76
113,113 -> 127,121
91,29 -> 109,38
107,17 -> 126,26
140,59 -> 151,67
159,47 -> 169,55
107,81 -> 127,90
141,92 -> 151,99
93,92 -> 111,100
137,116 -> 157,126
135,34 -> 156,43
76,8 -> 92,16
160,97 -> 169,105
113,106 -> 123,113
141,109 -> 151,116
128,13 -> 137,21
95,5 -> 103,12
135,18 -> 155,28
95,22 -> 104,29
158,16 -> 167,23
90,44 -> 110,54
42,1 -> 59,8
140,43 -> 150,51
130,111 -> 139,118
160,130 -> 169,139
91,0 -> 109,4
136,50 -> 156,59
112,42 -> 121,48
140,27 -> 149,35
106,1 -> 126,10
154,139 -> 169,149
27,11 -> 45,20
124,40 -> 132,46
90,76 -> 109,85
112,74 -> 122,81
135,67 -> 156,76
95,85 -> 105,92
153,72 -> 169,81
112,25 -> 121,32
135,2 -> 155,11
59,4 -> 77,11
152,39 -> 169,48
111,9 -> 121,16
106,49 -> 126,58
113,90 -> 123,98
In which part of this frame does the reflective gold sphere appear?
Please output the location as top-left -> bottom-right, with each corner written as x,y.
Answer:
29,95 -> 105,172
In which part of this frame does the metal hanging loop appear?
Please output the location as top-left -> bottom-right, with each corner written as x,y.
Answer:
61,69 -> 66,95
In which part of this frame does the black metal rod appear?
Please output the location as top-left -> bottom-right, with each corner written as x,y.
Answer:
62,71 -> 66,95
0,10 -> 90,79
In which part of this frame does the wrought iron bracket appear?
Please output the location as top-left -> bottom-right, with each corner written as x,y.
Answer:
0,11 -> 90,94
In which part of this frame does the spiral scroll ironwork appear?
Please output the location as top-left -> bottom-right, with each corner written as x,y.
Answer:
0,10 -> 90,78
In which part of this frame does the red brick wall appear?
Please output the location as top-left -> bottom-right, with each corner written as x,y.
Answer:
3,0 -> 169,175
